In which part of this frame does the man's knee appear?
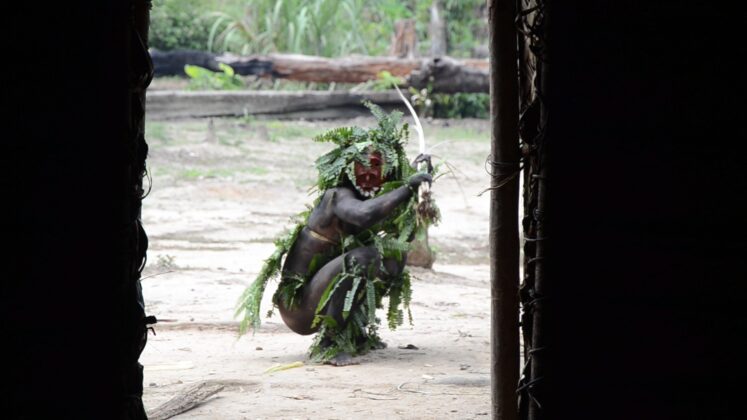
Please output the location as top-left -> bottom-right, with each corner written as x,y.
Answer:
345,247 -> 380,269
383,255 -> 406,277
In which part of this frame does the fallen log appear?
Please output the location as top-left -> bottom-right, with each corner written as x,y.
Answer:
145,90 -> 405,120
222,53 -> 422,83
150,49 -> 222,76
150,50 -> 488,93
407,56 -> 490,93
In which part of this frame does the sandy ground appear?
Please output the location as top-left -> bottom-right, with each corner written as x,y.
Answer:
140,116 -> 494,419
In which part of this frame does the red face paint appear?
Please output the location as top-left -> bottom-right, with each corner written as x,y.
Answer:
353,151 -> 384,198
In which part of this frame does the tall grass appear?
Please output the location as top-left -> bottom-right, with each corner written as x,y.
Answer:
149,0 -> 487,58
208,0 -> 386,56
207,0 -> 413,56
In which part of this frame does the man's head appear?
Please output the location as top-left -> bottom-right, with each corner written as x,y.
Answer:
353,150 -> 384,198
313,104 -> 409,193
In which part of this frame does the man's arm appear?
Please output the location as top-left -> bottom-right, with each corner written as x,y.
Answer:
333,173 -> 431,230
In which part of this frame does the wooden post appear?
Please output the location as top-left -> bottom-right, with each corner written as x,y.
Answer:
390,19 -> 418,58
429,0 -> 447,57
488,0 -> 520,419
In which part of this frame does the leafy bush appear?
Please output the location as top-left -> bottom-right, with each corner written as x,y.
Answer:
432,92 -> 490,119
184,63 -> 244,90
409,87 -> 489,119
149,0 -> 222,51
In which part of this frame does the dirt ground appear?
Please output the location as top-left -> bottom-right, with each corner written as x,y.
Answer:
140,115 -> 494,419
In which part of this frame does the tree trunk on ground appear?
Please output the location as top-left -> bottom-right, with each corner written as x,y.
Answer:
150,51 -> 489,93
228,54 -> 421,83
407,56 -> 489,93
150,49 -> 223,76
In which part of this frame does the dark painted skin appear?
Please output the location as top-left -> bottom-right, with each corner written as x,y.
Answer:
277,152 -> 432,365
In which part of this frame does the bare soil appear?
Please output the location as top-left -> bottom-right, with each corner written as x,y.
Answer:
141,116 -> 493,419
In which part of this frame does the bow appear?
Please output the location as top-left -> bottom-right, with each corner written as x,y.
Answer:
394,85 -> 432,215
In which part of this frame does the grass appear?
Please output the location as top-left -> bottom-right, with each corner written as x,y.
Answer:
150,118 -> 488,148
180,168 -> 212,180
217,136 -> 245,147
145,122 -> 171,143
179,166 -> 269,180
428,125 -> 489,143
246,166 -> 269,175
262,120 -> 325,141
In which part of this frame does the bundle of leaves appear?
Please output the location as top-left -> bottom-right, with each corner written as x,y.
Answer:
235,103 -> 439,362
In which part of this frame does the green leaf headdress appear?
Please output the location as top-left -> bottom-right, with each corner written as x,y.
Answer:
312,102 -> 412,192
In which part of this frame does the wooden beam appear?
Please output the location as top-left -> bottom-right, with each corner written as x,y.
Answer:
488,0 -> 521,419
145,90 -> 404,120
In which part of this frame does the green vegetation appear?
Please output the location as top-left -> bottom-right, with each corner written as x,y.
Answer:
432,125 -> 488,142
435,0 -> 488,58
149,0 -> 489,117
208,0 -> 367,56
432,92 -> 490,119
247,166 -> 269,175
149,0 -> 221,51
145,121 -> 171,143
185,63 -> 244,90
263,120 -> 324,141
410,86 -> 489,119
179,166 -> 268,180
352,71 -> 405,92
149,0 -> 487,58
180,168 -> 225,180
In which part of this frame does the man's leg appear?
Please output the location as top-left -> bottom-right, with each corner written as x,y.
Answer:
313,247 -> 381,365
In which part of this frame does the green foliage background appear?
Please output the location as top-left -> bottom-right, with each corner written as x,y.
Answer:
149,0 -> 487,58
149,0 -> 220,51
149,0 -> 489,118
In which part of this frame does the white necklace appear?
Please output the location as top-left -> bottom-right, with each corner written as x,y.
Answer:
354,185 -> 380,198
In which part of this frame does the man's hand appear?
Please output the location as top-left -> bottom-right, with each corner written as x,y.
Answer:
408,172 -> 432,189
411,153 -> 433,174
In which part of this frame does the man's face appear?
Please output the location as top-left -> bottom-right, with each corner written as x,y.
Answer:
353,151 -> 384,198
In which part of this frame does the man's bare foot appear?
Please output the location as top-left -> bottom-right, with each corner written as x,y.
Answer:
324,352 -> 359,366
